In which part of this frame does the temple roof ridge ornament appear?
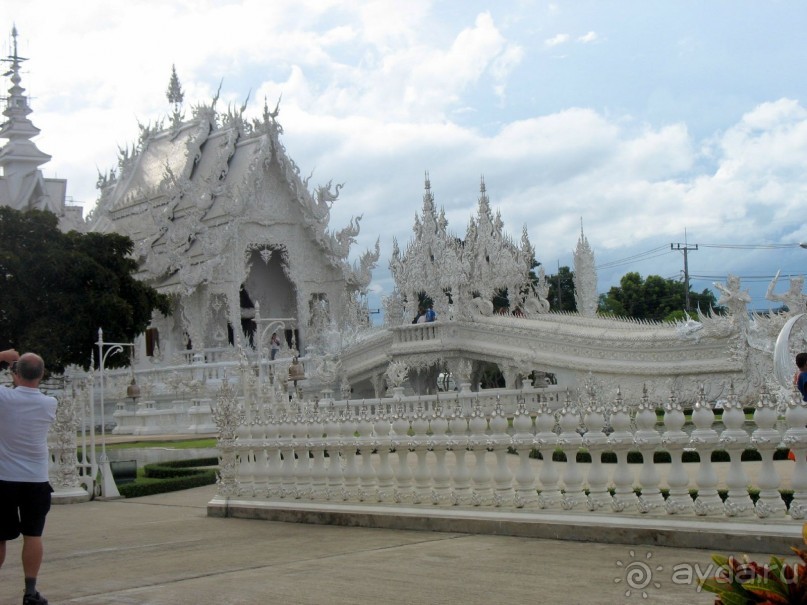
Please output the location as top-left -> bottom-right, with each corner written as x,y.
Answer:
421,170 -> 437,222
166,64 -> 185,130
476,175 -> 491,221
255,95 -> 282,137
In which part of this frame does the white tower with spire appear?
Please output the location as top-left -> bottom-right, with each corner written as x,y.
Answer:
573,220 -> 598,317
0,26 -> 82,228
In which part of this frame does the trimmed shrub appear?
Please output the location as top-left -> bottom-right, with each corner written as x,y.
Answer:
144,457 -> 218,479
117,457 -> 218,498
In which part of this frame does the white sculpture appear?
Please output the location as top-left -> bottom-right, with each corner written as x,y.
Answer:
472,296 -> 494,316
385,361 -> 409,389
715,274 -> 752,317
767,270 -> 807,316
573,224 -> 598,317
388,174 -> 534,322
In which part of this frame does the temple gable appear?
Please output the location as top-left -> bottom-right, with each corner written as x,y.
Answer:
86,69 -> 378,358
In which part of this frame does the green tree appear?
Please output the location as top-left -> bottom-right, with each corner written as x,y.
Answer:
598,271 -> 720,321
547,266 -> 577,312
0,208 -> 171,373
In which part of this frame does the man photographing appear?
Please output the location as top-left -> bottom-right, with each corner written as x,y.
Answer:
0,349 -> 57,605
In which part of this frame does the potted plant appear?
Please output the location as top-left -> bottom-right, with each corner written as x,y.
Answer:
700,524 -> 807,604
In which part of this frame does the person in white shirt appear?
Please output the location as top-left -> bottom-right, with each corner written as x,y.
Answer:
0,350 -> 57,605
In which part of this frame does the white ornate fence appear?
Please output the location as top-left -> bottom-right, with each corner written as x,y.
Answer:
213,378 -> 807,521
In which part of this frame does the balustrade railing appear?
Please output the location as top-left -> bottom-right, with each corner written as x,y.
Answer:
215,381 -> 807,521
313,386 -> 563,418
392,322 -> 442,344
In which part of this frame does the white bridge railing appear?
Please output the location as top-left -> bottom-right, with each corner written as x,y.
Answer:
214,380 -> 807,520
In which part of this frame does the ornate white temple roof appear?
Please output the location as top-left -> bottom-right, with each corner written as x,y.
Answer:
89,71 -> 378,297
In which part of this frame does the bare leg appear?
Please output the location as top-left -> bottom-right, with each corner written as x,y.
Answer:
21,536 -> 43,578
0,540 -> 6,567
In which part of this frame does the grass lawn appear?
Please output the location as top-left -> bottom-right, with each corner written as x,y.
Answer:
101,438 -> 217,450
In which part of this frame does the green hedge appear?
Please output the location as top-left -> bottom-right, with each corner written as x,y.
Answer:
148,456 -> 219,469
117,457 -> 218,498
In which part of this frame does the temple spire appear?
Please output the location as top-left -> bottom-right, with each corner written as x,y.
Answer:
477,174 -> 491,220
166,64 -> 184,109
574,220 -> 598,317
0,25 -> 52,210
422,170 -> 434,211
166,64 -> 184,128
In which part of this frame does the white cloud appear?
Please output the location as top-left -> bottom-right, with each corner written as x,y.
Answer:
2,0 -> 807,311
355,0 -> 431,50
490,43 -> 525,101
612,123 -> 694,180
544,33 -> 570,47
280,96 -> 807,287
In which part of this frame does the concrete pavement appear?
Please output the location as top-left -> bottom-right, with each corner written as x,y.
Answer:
0,484 -> 798,605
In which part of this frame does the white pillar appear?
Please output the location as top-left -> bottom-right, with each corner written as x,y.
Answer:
752,386 -> 786,517
719,385 -> 753,516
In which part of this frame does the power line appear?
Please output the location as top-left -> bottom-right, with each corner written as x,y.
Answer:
596,246 -> 672,270
596,241 -> 804,272
690,273 -> 806,282
698,243 -> 801,250
594,241 -> 806,287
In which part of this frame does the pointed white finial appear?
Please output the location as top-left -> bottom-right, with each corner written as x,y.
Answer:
166,64 -> 184,108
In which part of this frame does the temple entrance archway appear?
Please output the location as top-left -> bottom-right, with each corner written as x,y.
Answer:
242,247 -> 299,348
243,248 -> 296,316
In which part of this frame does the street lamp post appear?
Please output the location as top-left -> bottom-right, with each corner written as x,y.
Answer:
95,327 -> 134,499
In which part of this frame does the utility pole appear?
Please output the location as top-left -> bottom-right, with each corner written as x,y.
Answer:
557,260 -> 562,309
671,243 -> 698,311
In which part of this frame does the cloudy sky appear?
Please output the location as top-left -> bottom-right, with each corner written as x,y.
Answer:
2,0 -> 807,315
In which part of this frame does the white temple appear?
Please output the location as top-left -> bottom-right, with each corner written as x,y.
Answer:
85,69 -> 380,363
8,29 -> 807,528
2,29 -> 806,413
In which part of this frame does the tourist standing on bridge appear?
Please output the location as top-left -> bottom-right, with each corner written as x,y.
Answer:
795,352 -> 807,402
270,332 -> 281,360
0,350 -> 57,605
